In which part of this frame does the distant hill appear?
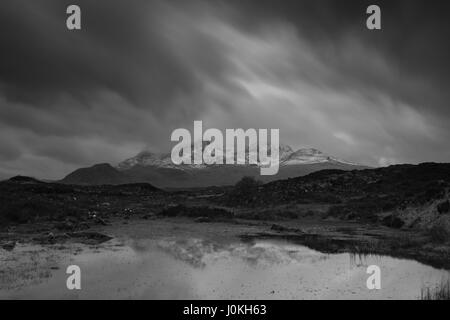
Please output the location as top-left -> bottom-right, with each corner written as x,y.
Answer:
60,163 -> 129,185
61,145 -> 368,188
7,176 -> 45,184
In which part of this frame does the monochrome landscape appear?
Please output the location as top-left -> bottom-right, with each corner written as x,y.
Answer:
0,0 -> 449,300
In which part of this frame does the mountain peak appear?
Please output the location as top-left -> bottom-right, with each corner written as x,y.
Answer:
61,163 -> 127,185
92,163 -> 115,169
282,147 -> 330,165
279,143 -> 294,154
117,151 -> 173,170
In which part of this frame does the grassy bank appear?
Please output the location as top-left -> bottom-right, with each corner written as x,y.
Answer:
421,279 -> 450,300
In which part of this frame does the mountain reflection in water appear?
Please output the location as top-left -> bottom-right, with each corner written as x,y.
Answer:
1,238 -> 449,299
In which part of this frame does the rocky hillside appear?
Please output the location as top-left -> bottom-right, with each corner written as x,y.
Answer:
222,163 -> 450,229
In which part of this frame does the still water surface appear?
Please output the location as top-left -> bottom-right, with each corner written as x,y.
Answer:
2,238 -> 449,299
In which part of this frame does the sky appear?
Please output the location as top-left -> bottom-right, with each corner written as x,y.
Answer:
1,0 -> 450,179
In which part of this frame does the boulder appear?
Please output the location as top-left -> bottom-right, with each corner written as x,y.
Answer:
1,241 -> 16,251
381,215 -> 405,229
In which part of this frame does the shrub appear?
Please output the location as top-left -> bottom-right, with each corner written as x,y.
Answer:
224,176 -> 262,206
233,176 -> 261,194
437,200 -> 450,214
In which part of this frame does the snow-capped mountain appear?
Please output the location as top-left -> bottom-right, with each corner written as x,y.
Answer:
61,144 -> 367,188
116,144 -> 358,170
281,147 -> 359,166
117,150 -> 208,171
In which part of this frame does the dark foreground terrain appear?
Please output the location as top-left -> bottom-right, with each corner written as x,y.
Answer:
1,163 -> 449,272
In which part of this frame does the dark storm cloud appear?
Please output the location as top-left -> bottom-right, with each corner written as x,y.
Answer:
0,0 -> 200,110
0,0 -> 449,179
230,0 -> 450,114
0,135 -> 21,161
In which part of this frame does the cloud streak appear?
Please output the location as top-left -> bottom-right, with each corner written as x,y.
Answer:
0,0 -> 449,179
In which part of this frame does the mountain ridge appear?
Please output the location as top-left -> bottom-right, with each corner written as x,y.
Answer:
61,145 -> 369,188
117,144 -> 361,170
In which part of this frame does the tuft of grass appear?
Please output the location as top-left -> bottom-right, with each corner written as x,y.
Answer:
421,279 -> 450,300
